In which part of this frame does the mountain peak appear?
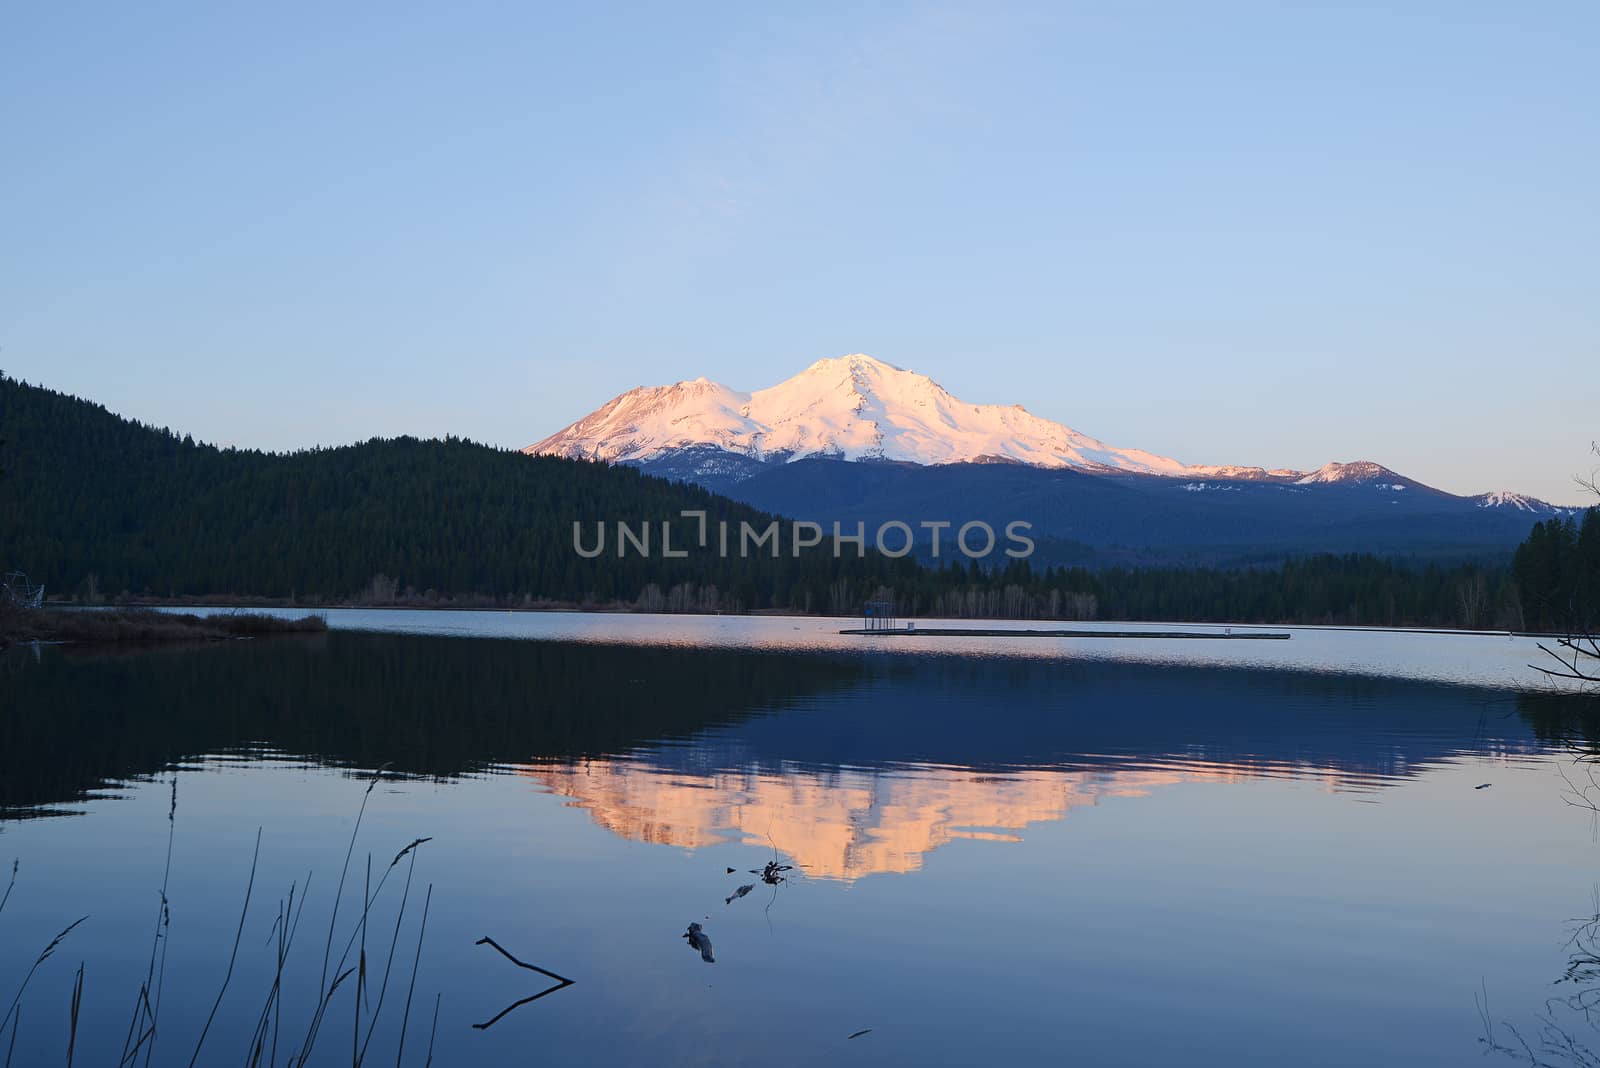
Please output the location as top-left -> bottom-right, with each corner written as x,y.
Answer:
797,353 -> 945,403
1474,490 -> 1568,513
526,356 -> 1434,489
806,351 -> 896,374
1295,461 -> 1403,485
805,352 -> 903,375
528,353 -> 1212,475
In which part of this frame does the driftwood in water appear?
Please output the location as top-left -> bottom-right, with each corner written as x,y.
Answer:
471,936 -> 575,1030
750,860 -> 793,886
683,923 -> 714,963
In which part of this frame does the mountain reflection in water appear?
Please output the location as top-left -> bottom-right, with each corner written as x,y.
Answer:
1,632 -> 1555,882
519,654 -> 1549,880
3,628 -> 1594,1068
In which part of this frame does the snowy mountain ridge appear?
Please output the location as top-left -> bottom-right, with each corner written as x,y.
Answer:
527,353 -> 1560,507
532,353 -> 1271,477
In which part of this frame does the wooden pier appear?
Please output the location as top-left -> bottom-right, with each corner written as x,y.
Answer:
838,626 -> 1291,640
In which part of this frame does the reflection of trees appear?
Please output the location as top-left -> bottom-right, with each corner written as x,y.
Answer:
0,634 -> 864,815
1480,897 -> 1600,1065
1517,693 -> 1600,754
1516,693 -> 1600,815
1481,697 -> 1600,1065
6,637 -> 1545,827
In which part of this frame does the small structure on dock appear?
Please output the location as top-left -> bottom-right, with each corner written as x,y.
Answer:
839,623 -> 1290,640
861,599 -> 897,632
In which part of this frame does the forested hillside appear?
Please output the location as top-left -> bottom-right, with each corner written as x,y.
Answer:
0,374 -> 921,607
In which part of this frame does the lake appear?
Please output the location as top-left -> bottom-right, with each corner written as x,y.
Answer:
1,611 -> 1596,1066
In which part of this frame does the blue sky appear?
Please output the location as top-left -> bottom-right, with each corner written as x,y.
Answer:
3,2 -> 1595,500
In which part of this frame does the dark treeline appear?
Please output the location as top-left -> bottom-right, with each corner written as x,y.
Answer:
880,553 -> 1522,629
0,373 -> 930,610
1513,510 -> 1600,632
1,373 -> 1588,628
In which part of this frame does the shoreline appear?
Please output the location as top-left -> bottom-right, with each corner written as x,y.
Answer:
48,599 -> 1578,641
1,606 -> 328,648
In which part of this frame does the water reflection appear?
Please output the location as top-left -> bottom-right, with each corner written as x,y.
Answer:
1,633 -> 1563,881
519,659 -> 1551,879
1,630 -> 1594,1067
0,634 -> 863,815
530,760 -> 1254,880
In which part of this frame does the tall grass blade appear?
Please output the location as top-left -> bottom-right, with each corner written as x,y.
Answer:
357,845 -> 421,1065
319,765 -> 389,1006
66,962 -> 84,1067
355,853 -> 370,1066
185,827 -> 260,1068
1,915 -> 86,1039
0,860 -> 16,919
424,993 -> 440,1068
140,777 -> 177,1068
4,998 -> 17,1068
394,884 -> 431,1067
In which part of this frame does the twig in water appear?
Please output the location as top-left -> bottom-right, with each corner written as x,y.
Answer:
749,860 -> 793,886
471,937 -> 575,1029
750,831 -> 795,886
474,936 -> 574,985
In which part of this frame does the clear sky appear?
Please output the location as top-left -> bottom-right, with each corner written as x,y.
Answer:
3,2 -> 1595,501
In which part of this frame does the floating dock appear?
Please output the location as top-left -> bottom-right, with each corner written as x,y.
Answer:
838,627 -> 1291,640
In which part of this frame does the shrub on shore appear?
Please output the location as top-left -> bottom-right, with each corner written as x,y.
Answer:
0,605 -> 326,646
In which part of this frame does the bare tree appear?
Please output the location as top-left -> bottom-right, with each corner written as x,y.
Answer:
1537,634 -> 1600,686
1457,572 -> 1490,629
1533,447 -> 1600,686
363,573 -> 400,605
1579,442 -> 1600,502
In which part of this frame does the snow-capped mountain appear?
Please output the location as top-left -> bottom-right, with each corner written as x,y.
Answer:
527,353 -> 1574,564
1473,491 -> 1573,513
529,353 -> 1295,479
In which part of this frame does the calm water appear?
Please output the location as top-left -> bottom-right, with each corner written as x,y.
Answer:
2,613 -> 1598,1065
